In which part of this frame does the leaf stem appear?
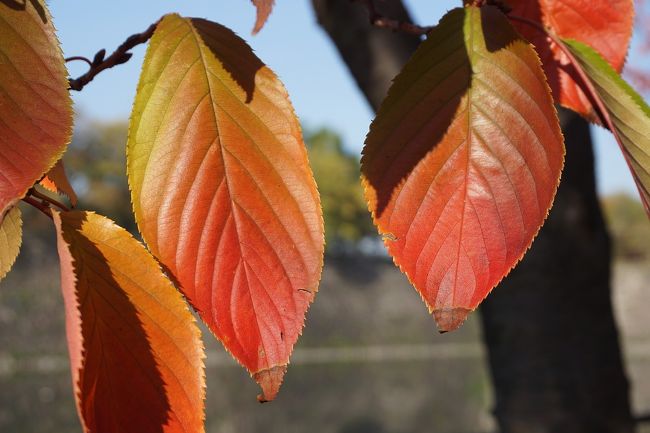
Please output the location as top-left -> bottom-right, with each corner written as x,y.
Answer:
29,188 -> 70,212
353,0 -> 432,36
21,196 -> 53,220
65,56 -> 93,67
68,19 -> 160,91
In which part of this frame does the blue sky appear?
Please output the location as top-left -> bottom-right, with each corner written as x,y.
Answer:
49,0 -> 644,197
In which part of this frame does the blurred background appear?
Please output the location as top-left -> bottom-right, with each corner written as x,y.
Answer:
1,1 -> 650,432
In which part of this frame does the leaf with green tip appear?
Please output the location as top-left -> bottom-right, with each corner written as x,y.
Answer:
361,6 -> 564,332
54,210 -> 206,433
563,38 -> 650,216
0,206 -> 22,282
0,0 -> 73,221
127,15 -> 324,401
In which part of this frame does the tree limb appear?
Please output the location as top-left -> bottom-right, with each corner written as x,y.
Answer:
68,20 -> 159,91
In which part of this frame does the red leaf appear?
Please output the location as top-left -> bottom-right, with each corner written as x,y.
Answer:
40,160 -> 78,206
251,0 -> 275,34
507,0 -> 634,121
127,15 -> 324,401
53,210 -> 205,433
0,1 -> 73,220
362,6 -> 564,332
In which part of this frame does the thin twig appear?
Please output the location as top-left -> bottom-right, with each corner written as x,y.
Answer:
353,0 -> 432,36
68,19 -> 160,91
21,196 -> 53,220
28,188 -> 70,212
65,56 -> 93,67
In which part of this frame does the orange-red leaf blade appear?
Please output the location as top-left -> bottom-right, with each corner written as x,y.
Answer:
53,210 -> 205,433
0,206 -> 22,282
362,6 -> 564,332
127,15 -> 324,401
40,160 -> 78,206
0,1 -> 73,219
508,0 -> 634,121
251,0 -> 275,34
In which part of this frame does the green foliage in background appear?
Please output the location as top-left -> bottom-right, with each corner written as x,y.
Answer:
305,129 -> 377,252
603,193 -> 650,260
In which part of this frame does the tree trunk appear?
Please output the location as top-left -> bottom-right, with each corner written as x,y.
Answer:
479,108 -> 634,433
311,1 -> 634,432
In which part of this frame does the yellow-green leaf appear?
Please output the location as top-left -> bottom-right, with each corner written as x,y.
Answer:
563,39 -> 650,216
0,206 -> 22,282
0,0 -> 73,220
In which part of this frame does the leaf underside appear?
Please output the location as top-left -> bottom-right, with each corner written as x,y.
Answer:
128,14 -> 324,401
361,6 -> 564,332
0,0 -> 73,221
0,206 -> 22,282
53,210 -> 205,433
563,39 -> 650,216
508,0 -> 634,122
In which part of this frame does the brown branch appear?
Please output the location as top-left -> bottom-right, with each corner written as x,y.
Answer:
21,196 -> 53,220
353,0 -> 432,36
65,56 -> 93,67
68,20 -> 160,91
28,188 -> 70,212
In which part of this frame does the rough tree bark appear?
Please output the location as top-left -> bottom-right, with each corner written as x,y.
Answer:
310,1 -> 634,432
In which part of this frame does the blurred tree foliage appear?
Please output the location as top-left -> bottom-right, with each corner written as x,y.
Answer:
305,128 -> 376,253
63,120 -> 135,232
602,193 -> 650,260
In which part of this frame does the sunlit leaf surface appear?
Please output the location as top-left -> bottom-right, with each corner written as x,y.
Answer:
0,0 -> 73,220
128,15 -> 323,401
0,206 -> 22,282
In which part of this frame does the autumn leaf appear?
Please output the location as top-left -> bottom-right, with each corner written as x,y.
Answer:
0,206 -> 22,282
563,39 -> 650,216
127,15 -> 324,401
251,0 -> 275,34
0,0 -> 73,221
53,210 -> 205,433
507,0 -> 634,122
40,160 -> 78,206
361,6 -> 564,332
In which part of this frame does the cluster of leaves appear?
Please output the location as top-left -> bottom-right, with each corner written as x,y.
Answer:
0,0 -> 648,431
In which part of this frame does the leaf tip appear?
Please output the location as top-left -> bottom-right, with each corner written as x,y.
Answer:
253,364 -> 287,403
433,307 -> 471,333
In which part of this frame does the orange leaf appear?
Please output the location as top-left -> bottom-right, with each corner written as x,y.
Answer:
0,1 -> 73,220
251,0 -> 275,34
362,6 -> 564,332
0,206 -> 22,282
40,160 -> 78,206
127,15 -> 324,401
53,210 -> 205,433
508,0 -> 634,121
